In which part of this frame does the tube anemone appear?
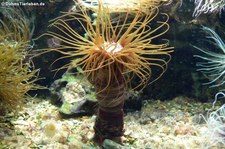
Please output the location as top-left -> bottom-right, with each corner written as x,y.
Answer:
202,92 -> 225,148
0,9 -> 41,112
76,0 -> 170,13
45,2 -> 173,91
192,0 -> 225,17
193,26 -> 225,88
44,0 -> 173,144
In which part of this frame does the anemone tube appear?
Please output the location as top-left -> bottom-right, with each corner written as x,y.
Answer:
44,1 -> 173,144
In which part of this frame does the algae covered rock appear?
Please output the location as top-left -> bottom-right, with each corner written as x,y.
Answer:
102,139 -> 131,149
49,71 -> 97,116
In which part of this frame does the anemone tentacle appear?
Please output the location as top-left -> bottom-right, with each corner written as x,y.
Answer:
194,26 -> 225,88
44,0 -> 173,92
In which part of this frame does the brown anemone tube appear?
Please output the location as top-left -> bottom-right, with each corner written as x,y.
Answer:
93,67 -> 126,144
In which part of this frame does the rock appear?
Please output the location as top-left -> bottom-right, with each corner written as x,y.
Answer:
68,135 -> 97,149
59,100 -> 96,117
49,72 -> 98,117
63,82 -> 85,103
49,79 -> 68,105
11,120 -> 29,126
102,139 -> 131,149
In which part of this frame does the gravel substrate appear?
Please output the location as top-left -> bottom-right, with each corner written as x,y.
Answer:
0,96 -> 224,149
